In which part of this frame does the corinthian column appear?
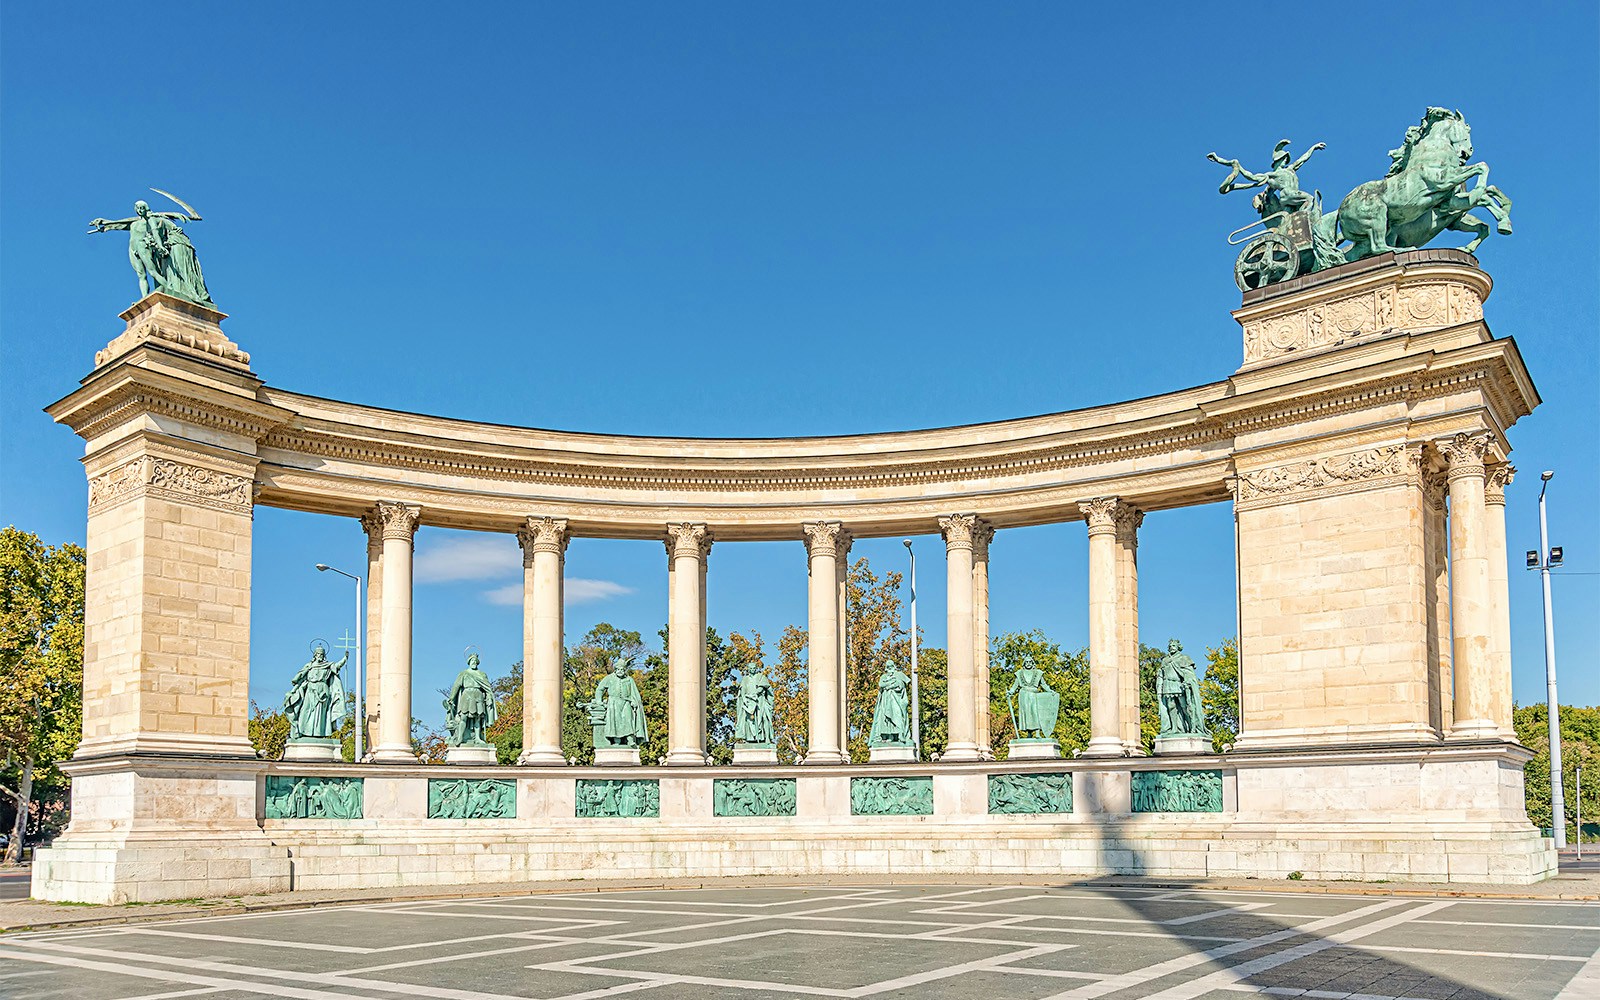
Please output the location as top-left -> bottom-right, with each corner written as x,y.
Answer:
973,522 -> 995,757
803,521 -> 848,763
1485,464 -> 1516,738
518,517 -> 569,764
1444,433 -> 1497,740
371,501 -> 421,762
1080,498 -> 1125,757
939,514 -> 981,762
1114,505 -> 1144,753
1421,467 -> 1453,735
359,508 -> 385,759
665,523 -> 711,765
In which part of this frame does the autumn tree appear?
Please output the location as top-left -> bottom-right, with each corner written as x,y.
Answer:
248,700 -> 290,760
1200,637 -> 1240,751
842,558 -> 913,762
0,527 -> 86,864
770,625 -> 809,762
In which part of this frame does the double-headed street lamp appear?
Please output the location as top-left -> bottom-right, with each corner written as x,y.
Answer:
315,563 -> 365,763
1525,470 -> 1565,848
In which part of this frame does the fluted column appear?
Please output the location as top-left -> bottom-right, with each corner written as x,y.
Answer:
1444,433 -> 1496,740
371,501 -> 421,762
1485,464 -> 1516,738
1421,467 -> 1453,736
972,522 -> 995,757
803,521 -> 848,763
939,514 -> 981,762
665,523 -> 711,765
359,508 -> 385,759
1113,505 -> 1144,753
518,517 -> 569,764
1081,498 -> 1125,757
835,530 -> 853,757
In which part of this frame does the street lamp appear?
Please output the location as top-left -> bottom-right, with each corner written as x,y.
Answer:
1528,471 -> 1565,849
903,539 -> 921,756
315,563 -> 365,763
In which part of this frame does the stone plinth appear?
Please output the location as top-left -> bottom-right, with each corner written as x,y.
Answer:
1153,736 -> 1213,755
444,745 -> 496,765
594,747 -> 642,766
97,292 -> 250,371
284,738 -> 342,762
868,745 -> 916,763
732,744 -> 778,765
1007,739 -> 1062,760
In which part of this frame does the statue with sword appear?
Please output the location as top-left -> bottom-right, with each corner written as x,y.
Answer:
88,188 -> 214,307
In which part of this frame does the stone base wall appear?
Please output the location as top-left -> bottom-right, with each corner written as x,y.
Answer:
31,743 -> 1554,901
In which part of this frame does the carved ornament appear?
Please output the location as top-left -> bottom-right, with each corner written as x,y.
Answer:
374,500 -> 422,541
1078,497 -> 1122,535
1235,445 -> 1410,508
1484,463 -> 1515,505
937,513 -> 979,550
518,516 -> 570,557
666,522 -> 712,559
1440,432 -> 1493,482
87,456 -> 253,514
801,520 -> 846,557
1238,272 -> 1487,366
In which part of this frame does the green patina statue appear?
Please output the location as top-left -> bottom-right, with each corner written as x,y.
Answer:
867,659 -> 913,747
587,655 -> 649,748
1213,109 -> 1512,291
1156,639 -> 1208,739
87,189 -> 215,306
283,643 -> 348,741
734,661 -> 775,745
1006,664 -> 1061,740
444,651 -> 497,747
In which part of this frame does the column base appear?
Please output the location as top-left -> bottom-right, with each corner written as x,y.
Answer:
445,745 -> 496,765
868,745 -> 916,763
370,743 -> 420,763
518,747 -> 567,765
941,743 -> 982,762
802,749 -> 848,765
1079,737 -> 1129,759
1448,720 -> 1503,741
664,749 -> 709,766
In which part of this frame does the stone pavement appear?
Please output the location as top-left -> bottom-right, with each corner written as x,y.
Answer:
0,882 -> 1596,1000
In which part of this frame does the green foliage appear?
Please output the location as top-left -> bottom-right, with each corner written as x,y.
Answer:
247,700 -> 289,760
1200,637 -> 1240,751
561,624 -> 654,765
1514,702 -> 1600,839
988,630 -> 1091,756
703,628 -> 741,765
485,659 -> 523,764
916,647 -> 949,761
0,528 -> 86,861
1138,643 -> 1165,751
842,558 -> 913,762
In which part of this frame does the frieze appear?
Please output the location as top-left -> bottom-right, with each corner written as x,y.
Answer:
88,456 -> 254,514
427,777 -> 515,819
265,776 -> 363,819
850,776 -> 933,816
1131,770 -> 1224,813
713,778 -> 797,818
988,772 -> 1072,815
1235,445 -> 1411,509
575,778 -> 660,818
1239,275 -> 1486,365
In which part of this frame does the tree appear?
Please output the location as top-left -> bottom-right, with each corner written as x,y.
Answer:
988,630 -> 1091,756
770,625 -> 809,762
248,700 -> 290,760
0,528 -> 86,864
486,660 -> 524,764
560,624 -> 657,765
1515,702 -> 1600,839
1200,637 -> 1239,751
843,558 -> 912,762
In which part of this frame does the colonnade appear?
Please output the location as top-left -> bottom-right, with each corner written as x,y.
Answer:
349,443 -> 1516,763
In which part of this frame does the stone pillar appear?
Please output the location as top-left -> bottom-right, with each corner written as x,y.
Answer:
1114,506 -> 1144,753
665,523 -> 711,765
360,509 -> 385,759
371,501 -> 421,762
1422,467 -> 1453,737
803,521 -> 848,764
835,531 -> 853,756
518,516 -> 569,764
1080,498 -> 1125,757
1444,432 -> 1497,740
972,522 -> 995,757
939,514 -> 981,762
1485,464 -> 1516,738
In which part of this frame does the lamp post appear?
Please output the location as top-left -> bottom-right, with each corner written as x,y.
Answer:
315,563 -> 365,763
903,539 -> 921,756
1527,471 -> 1565,849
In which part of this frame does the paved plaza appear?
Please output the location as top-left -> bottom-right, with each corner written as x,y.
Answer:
0,883 -> 1595,1000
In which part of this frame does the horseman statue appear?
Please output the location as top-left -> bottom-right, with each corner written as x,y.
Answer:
1211,109 -> 1512,291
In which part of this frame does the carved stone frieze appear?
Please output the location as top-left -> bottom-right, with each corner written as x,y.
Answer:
88,456 -> 253,514
1234,445 -> 1412,509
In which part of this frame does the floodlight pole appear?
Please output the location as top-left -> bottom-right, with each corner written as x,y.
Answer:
1533,475 -> 1565,849
904,539 -> 921,755
316,564 -> 364,763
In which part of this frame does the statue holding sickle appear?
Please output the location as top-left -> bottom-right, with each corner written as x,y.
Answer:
88,188 -> 214,306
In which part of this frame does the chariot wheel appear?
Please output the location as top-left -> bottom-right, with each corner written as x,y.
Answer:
1234,231 -> 1300,291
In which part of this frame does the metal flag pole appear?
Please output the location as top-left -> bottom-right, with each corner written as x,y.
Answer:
904,539 -> 921,756
317,564 -> 364,762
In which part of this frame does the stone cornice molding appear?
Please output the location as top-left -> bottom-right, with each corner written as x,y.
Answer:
374,501 -> 422,541
87,456 -> 254,515
666,522 -> 712,560
1079,498 -> 1122,536
938,513 -> 979,551
518,516 -> 570,558
1441,431 -> 1493,483
1484,463 -> 1515,505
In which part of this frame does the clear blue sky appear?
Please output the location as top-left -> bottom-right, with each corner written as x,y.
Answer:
3,4 -> 1595,728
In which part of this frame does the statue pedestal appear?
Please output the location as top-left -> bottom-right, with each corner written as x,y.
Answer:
732,744 -> 777,765
445,745 -> 496,765
1007,739 -> 1062,760
283,738 -> 341,762
868,745 -> 916,763
1154,736 -> 1213,755
594,747 -> 642,766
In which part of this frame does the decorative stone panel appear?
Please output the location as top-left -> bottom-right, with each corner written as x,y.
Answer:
575,779 -> 660,818
1131,770 -> 1223,812
988,772 -> 1072,814
850,776 -> 933,816
1233,444 -> 1414,511
87,456 -> 253,515
713,778 -> 797,817
265,776 -> 363,819
427,778 -> 515,818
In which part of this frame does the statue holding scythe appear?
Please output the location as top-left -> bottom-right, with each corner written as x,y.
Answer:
88,188 -> 215,306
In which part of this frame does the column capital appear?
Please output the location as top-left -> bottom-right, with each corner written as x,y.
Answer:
1439,431 -> 1493,482
1421,466 -> 1449,512
373,501 -> 421,541
1484,463 -> 1515,506
802,520 -> 848,557
1112,504 -> 1143,544
517,516 -> 570,558
972,520 -> 995,560
1079,497 -> 1123,536
666,522 -> 712,559
359,506 -> 384,541
938,513 -> 980,551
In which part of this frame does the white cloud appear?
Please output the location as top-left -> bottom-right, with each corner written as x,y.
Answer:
478,577 -> 633,608
414,535 -> 521,583
481,583 -> 523,606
